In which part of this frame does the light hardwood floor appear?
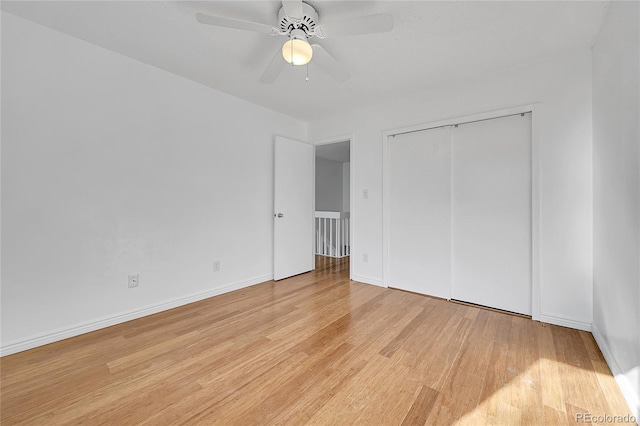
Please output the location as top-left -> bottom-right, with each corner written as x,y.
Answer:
1,256 -> 633,425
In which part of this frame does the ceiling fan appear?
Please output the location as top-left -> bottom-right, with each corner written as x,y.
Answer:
196,0 -> 393,83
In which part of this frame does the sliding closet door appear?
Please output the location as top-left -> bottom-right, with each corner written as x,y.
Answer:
387,127 -> 451,298
451,114 -> 531,315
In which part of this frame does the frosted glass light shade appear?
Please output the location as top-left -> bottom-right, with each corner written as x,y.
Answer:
282,38 -> 313,66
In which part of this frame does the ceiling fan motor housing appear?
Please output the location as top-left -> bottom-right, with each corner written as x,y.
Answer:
278,2 -> 318,38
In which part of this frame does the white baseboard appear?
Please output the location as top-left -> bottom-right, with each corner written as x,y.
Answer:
538,312 -> 592,331
351,275 -> 385,287
592,323 -> 640,422
0,274 -> 273,357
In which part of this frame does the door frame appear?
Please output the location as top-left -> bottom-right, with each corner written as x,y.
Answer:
382,104 -> 540,321
312,134 -> 354,280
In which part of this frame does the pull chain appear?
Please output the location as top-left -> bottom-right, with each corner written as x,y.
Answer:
306,63 -> 309,82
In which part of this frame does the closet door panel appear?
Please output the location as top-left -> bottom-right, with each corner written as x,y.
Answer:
451,114 -> 532,314
388,127 -> 451,298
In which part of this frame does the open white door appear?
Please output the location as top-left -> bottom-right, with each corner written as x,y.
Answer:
274,136 -> 314,280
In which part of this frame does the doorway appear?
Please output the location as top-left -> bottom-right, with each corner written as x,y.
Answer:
314,140 -> 351,271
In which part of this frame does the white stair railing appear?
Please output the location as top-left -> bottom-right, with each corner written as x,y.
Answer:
315,211 -> 350,258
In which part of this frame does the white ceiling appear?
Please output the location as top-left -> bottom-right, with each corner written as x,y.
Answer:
2,1 -> 610,121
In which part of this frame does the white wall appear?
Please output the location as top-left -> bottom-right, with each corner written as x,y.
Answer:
592,1 -> 640,417
0,13 -> 306,353
308,49 -> 594,327
315,157 -> 343,211
342,162 -> 350,212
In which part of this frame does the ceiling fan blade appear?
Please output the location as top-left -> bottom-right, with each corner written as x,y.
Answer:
311,44 -> 350,83
282,0 -> 304,18
196,13 -> 277,35
315,13 -> 393,38
259,48 -> 287,84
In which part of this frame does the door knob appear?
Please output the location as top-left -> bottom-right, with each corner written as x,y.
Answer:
277,213 -> 284,218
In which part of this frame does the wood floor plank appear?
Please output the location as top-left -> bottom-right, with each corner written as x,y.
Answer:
537,323 -> 566,413
519,320 -> 545,426
413,312 -> 474,391
379,305 -> 435,358
268,357 -> 370,425
400,385 -> 439,426
0,256 -> 633,425
304,354 -> 417,425
475,314 -> 512,424
553,327 -> 612,416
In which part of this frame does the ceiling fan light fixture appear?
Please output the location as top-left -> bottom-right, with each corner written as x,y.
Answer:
282,30 -> 313,65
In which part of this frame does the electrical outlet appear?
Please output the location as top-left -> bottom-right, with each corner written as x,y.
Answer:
363,253 -> 368,263
128,274 -> 139,288
213,260 -> 221,272
363,189 -> 369,199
